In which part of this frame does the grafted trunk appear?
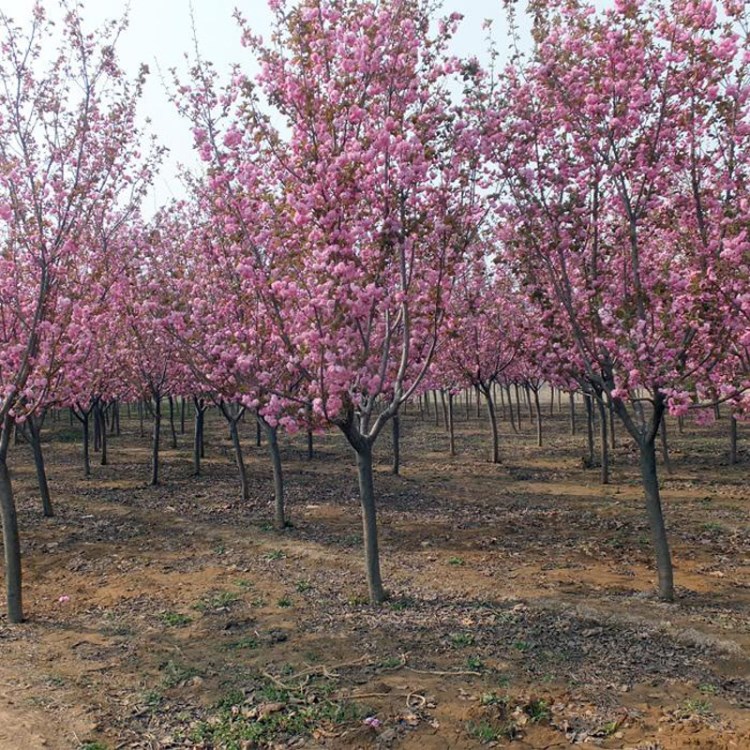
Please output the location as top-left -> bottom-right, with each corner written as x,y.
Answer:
391,414 -> 400,475
28,415 -> 53,518
639,436 -> 674,601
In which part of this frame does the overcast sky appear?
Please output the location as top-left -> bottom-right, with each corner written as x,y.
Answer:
0,1 -> 524,210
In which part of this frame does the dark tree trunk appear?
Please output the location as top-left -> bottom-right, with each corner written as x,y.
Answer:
28,415 -> 53,518
261,418 -> 286,530
99,403 -> 108,466
569,391 -> 576,436
230,418 -> 249,502
533,387 -> 543,447
730,416 -> 738,465
180,396 -> 186,434
505,386 -> 518,433
391,414 -> 400,475
138,401 -> 145,438
639,436 -> 674,601
168,396 -> 177,449
74,408 -> 92,478
433,390 -> 440,427
584,393 -> 595,468
0,420 -> 23,623
354,439 -> 385,604
220,403 -> 249,502
549,386 -> 555,417
305,402 -> 314,461
150,396 -> 161,486
448,391 -> 456,456
256,417 -> 262,447
193,398 -> 206,476
525,384 -> 534,421
514,383 -> 523,428
659,413 -> 673,475
608,395 -> 616,450
499,384 -> 506,421
93,402 -> 101,452
597,397 -> 609,485
484,387 -> 500,464
439,390 -> 449,433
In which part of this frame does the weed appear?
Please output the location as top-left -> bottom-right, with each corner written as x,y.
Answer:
378,656 -> 404,670
701,522 -> 724,533
193,591 -> 240,613
698,683 -> 718,695
524,698 -> 550,723
295,580 -> 312,593
347,594 -> 369,606
448,556 -> 465,566
222,637 -> 259,651
265,549 -> 286,561
160,660 -> 202,689
79,742 -> 109,750
480,692 -> 507,707
159,611 -> 192,628
277,596 -> 293,608
512,640 -> 531,653
680,697 -> 712,716
466,720 -> 500,742
235,579 -> 253,590
466,655 -> 484,671
140,690 -> 163,711
450,632 -> 475,648
389,596 -> 416,611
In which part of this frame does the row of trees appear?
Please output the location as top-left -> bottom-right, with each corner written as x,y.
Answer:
0,0 -> 748,622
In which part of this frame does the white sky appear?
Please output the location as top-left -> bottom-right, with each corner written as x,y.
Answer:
0,1 -> 530,211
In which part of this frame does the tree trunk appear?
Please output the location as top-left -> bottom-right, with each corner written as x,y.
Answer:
151,396 -> 161,486
28,415 -> 53,518
303,402 -> 314,460
569,391 -> 576,436
514,383 -> 523,428
229,417 -> 250,502
584,393 -> 595,468
168,396 -> 177,449
729,416 -> 738,465
180,396 -> 186,434
549,386 -> 555,417
505,386 -> 518,433
433,390 -> 440,427
81,411 -> 91,477
193,398 -> 206,476
0,430 -> 23,623
138,400 -> 145,438
355,440 -> 385,604
597,397 -> 609,485
391,414 -> 400,475
439,390 -> 449,433
484,388 -> 500,464
448,392 -> 456,456
639,436 -> 674,601
256,417 -> 262,447
262,419 -> 286,530
533,387 -> 543,447
660,413 -> 673,475
608,395 -> 616,450
98,403 -> 108,466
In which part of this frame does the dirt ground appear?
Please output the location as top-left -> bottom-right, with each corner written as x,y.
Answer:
0,397 -> 748,749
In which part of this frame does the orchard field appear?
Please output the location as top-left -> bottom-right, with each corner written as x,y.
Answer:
1,0 -> 750,748
0,397 -> 748,750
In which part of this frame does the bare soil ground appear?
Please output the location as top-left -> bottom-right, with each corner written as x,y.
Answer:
0,399 -> 748,749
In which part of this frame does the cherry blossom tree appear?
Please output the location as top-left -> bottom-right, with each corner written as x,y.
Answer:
0,3 -> 155,622
493,0 -> 749,600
